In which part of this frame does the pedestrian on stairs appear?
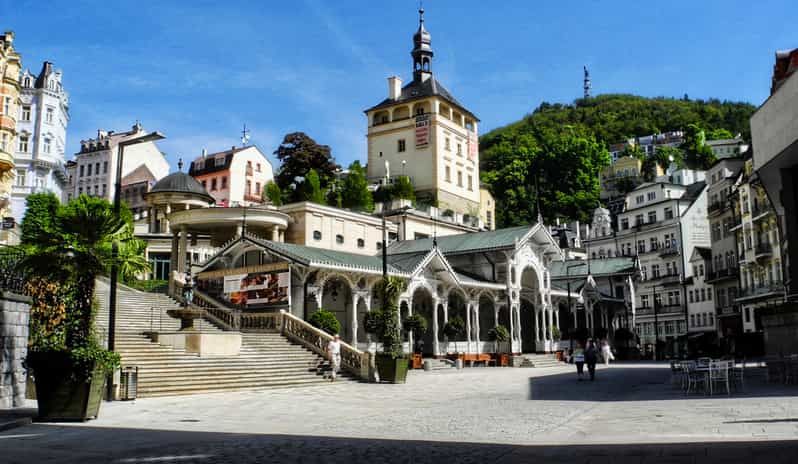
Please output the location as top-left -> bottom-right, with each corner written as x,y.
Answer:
327,334 -> 342,382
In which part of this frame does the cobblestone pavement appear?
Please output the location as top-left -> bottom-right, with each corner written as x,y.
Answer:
3,362 -> 798,463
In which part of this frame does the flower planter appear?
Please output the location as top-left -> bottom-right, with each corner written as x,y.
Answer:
375,354 -> 409,383
499,354 -> 510,367
411,353 -> 423,369
28,352 -> 106,422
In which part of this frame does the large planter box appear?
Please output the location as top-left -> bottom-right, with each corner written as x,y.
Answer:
375,354 -> 409,383
28,352 -> 106,422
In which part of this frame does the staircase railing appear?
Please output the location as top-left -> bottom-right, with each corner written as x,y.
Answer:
192,290 -> 240,331
280,311 -> 370,381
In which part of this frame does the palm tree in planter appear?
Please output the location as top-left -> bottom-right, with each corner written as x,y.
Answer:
487,325 -> 510,364
366,277 -> 409,383
442,316 -> 466,354
21,195 -> 146,421
402,313 -> 427,369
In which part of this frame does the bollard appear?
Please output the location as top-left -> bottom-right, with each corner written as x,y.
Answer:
455,358 -> 464,370
423,359 -> 432,371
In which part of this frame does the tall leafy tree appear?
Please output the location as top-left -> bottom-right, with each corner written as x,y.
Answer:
340,161 -> 373,212
273,132 -> 339,202
682,123 -> 716,169
263,181 -> 283,206
300,169 -> 326,204
20,192 -> 61,244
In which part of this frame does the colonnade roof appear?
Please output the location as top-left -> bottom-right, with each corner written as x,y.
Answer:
549,257 -> 638,279
387,224 -> 544,256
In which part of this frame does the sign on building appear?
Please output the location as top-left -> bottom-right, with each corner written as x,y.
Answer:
197,262 -> 290,309
415,114 -> 430,148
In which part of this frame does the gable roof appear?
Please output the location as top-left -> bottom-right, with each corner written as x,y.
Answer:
690,246 -> 711,262
549,257 -> 637,278
188,146 -> 250,177
387,225 -> 533,256
365,77 -> 477,120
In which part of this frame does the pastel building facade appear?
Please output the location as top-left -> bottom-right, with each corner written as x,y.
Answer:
188,146 -> 274,207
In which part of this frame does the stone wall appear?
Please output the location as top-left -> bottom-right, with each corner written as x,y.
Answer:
0,291 -> 31,409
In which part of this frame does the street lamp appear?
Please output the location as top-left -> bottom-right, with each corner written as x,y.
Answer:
566,263 -> 585,351
107,129 -> 165,398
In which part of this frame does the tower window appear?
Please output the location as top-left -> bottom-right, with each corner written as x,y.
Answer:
397,139 -> 406,153
445,166 -> 451,183
2,97 -> 9,115
415,107 -> 424,116
45,107 -> 54,124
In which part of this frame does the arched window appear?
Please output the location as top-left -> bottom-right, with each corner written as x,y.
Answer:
357,238 -> 365,248
23,77 -> 31,87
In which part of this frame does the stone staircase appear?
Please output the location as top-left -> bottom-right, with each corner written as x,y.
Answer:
94,280 -> 348,397
517,354 -> 562,368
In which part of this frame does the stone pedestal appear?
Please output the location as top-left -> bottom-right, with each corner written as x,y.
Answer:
150,331 -> 242,357
0,292 -> 31,409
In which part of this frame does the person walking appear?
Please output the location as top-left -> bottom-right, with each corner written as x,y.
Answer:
573,343 -> 585,380
601,338 -> 615,367
585,339 -> 599,381
326,334 -> 342,382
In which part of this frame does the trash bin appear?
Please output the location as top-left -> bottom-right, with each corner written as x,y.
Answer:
455,359 -> 464,370
119,366 -> 138,401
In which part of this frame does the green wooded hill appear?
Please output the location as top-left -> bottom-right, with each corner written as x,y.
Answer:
479,94 -> 756,227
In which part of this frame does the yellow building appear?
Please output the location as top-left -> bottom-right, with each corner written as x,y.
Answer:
0,31 -> 21,231
365,9 -> 480,217
600,155 -> 666,200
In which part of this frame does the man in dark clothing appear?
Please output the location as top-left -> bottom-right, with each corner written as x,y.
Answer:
585,339 -> 599,381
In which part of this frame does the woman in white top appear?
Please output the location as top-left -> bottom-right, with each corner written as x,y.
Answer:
326,334 -> 342,382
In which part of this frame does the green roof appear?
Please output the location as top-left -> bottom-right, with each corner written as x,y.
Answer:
549,257 -> 636,278
248,236 -> 406,274
387,225 -> 533,255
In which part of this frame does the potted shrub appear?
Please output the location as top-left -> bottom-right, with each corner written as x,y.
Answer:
442,316 -> 465,354
308,308 -> 342,335
402,313 -> 427,369
487,325 -> 510,366
550,325 -> 561,352
371,277 -> 409,383
19,195 -> 150,420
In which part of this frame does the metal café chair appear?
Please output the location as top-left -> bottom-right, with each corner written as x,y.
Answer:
730,358 -> 745,392
684,361 -> 707,395
709,360 -> 731,395
670,360 -> 684,388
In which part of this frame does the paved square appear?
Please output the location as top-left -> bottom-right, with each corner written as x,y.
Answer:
3,363 -> 798,463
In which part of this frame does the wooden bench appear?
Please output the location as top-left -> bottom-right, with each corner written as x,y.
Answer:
462,353 -> 496,367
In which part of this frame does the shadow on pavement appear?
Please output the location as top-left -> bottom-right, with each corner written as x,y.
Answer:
529,364 -> 798,401
2,424 -> 798,463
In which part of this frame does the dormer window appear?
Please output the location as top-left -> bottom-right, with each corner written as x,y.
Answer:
215,157 -> 224,167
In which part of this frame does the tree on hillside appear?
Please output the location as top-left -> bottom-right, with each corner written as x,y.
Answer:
340,161 -> 373,212
707,128 -> 734,140
621,144 -> 645,160
482,125 -> 610,226
682,123 -> 716,170
273,132 -> 339,202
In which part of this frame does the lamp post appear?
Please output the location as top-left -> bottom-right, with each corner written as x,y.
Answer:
107,130 -> 164,399
566,263 -> 584,351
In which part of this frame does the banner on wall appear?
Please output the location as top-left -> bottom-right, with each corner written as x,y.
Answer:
197,262 -> 290,309
467,131 -> 478,161
415,114 -> 430,148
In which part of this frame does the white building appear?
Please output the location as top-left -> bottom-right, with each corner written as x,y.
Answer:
188,145 -> 274,207
66,123 -> 169,202
11,61 -> 69,221
686,247 -> 716,336
585,180 -> 709,358
706,137 -> 748,160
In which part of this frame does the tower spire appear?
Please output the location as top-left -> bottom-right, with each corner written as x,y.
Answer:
411,5 -> 433,82
583,65 -> 591,99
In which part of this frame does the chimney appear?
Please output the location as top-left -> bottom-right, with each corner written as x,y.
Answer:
387,76 -> 402,100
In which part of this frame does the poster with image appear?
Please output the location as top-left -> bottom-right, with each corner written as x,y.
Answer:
197,262 -> 290,309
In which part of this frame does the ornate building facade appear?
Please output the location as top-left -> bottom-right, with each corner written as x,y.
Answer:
12,61 -> 70,222
0,31 -> 21,240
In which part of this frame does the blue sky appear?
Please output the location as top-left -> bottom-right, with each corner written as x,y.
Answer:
2,0 -> 794,170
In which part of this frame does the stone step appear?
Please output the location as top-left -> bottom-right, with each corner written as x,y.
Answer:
136,378 -> 343,397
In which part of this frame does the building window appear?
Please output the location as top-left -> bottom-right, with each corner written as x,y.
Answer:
648,211 -> 657,223
255,182 -> 261,195
621,218 -> 629,230
221,176 -> 228,189
0,133 -> 7,151
256,163 -> 261,172
313,230 -> 322,241
211,178 -> 217,190
445,138 -> 451,151
201,180 -> 207,190
689,290 -> 694,303
215,157 -> 225,167
87,163 -> 92,176
18,135 -> 29,153
664,207 -> 673,220
637,240 -> 645,254
635,214 -> 644,226
397,139 -> 406,153
357,238 -> 365,248
45,107 -> 54,124
457,143 -> 462,156
94,185 -> 99,196
95,162 -> 100,175
21,105 -> 31,121
650,237 -> 658,250
336,234 -> 344,244
102,184 -> 107,196
15,169 -> 26,187
641,295 -> 649,308
376,242 -> 383,250
103,161 -> 108,174
445,166 -> 451,182
79,165 -> 85,177
467,175 -> 473,191
647,192 -> 656,201
652,264 -> 660,278
2,97 -> 9,115
246,180 -> 252,195
457,171 -> 463,187
636,195 -> 644,204
690,315 -> 695,327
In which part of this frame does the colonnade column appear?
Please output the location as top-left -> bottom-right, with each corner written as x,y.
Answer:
177,225 -> 188,274
271,225 -> 280,242
432,298 -> 440,356
465,302 -> 472,353
163,204 -> 171,233
473,301 -> 480,353
350,293 -> 359,346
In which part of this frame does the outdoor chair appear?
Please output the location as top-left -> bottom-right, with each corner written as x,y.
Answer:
731,359 -> 745,392
766,357 -> 785,384
684,362 -> 707,395
709,360 -> 731,395
670,361 -> 684,388
697,357 -> 711,368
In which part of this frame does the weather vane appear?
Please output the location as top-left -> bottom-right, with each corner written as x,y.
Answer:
241,124 -> 251,146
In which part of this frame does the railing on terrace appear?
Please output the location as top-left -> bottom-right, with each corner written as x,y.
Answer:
755,243 -> 773,255
0,247 -> 27,295
636,304 -> 684,316
708,201 -> 726,215
706,267 -> 739,282
190,288 -> 369,380
737,281 -> 784,299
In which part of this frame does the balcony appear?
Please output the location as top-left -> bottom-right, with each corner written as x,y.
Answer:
636,304 -> 684,317
706,267 -> 739,283
659,246 -> 680,257
708,201 -> 727,216
716,305 -> 740,317
755,242 -> 773,258
243,194 -> 262,203
736,281 -> 784,302
648,273 -> 681,285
